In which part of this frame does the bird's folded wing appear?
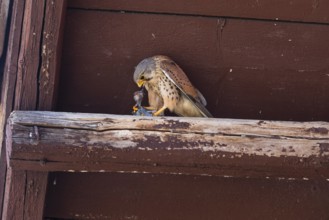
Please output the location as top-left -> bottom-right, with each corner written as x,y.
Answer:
159,60 -> 213,117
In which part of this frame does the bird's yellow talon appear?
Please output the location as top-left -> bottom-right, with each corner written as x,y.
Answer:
152,106 -> 167,116
132,105 -> 138,112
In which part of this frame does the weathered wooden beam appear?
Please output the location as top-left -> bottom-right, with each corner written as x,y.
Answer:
6,111 -> 329,180
14,0 -> 45,110
0,0 -> 10,58
23,171 -> 48,218
3,1 -> 47,218
2,169 -> 47,219
1,1 -> 67,219
1,169 -> 26,219
2,1 -> 47,219
0,0 -> 25,217
39,0 -> 67,110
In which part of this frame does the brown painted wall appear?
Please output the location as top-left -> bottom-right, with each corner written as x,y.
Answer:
45,173 -> 329,219
57,6 -> 329,121
46,1 -> 329,219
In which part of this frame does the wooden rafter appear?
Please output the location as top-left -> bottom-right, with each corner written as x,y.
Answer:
6,111 -> 329,180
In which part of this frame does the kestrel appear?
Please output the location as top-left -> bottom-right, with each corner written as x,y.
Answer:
133,55 -> 213,117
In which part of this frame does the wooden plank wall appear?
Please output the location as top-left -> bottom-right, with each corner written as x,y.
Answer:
42,1 -> 329,219
68,0 -> 329,23
57,0 -> 329,121
45,172 -> 329,220
1,0 -> 328,219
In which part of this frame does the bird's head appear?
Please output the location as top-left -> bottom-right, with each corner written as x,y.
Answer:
133,57 -> 156,87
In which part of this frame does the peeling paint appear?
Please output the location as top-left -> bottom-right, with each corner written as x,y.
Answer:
223,175 -> 233,178
307,127 -> 328,135
109,140 -> 137,148
319,143 -> 329,156
9,112 -> 329,182
109,130 -> 138,148
152,119 -> 191,130
165,139 -> 329,158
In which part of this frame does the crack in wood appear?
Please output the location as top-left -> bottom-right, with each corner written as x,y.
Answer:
10,124 -> 329,141
6,111 -> 329,180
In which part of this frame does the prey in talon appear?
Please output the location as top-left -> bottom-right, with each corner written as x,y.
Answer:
132,88 -> 154,116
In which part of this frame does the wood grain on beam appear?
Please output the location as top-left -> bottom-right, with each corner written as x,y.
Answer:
23,171 -> 48,218
2,1 -> 67,219
14,0 -> 45,110
1,169 -> 25,219
0,0 -> 25,217
0,0 -> 24,164
68,0 -> 329,24
3,1 -> 47,219
0,0 -> 10,58
6,111 -> 329,180
39,0 -> 67,110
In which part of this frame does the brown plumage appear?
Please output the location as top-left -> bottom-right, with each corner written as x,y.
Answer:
133,55 -> 213,117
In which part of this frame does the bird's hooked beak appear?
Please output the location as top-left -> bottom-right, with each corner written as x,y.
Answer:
137,79 -> 145,87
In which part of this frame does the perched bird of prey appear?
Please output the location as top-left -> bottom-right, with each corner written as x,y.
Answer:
133,55 -> 213,117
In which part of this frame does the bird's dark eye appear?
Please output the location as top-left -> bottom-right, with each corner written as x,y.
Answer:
140,75 -> 145,80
